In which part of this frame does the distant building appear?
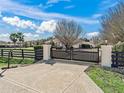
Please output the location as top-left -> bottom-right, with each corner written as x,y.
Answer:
45,38 -> 95,48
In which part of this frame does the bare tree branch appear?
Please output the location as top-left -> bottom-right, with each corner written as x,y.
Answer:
54,19 -> 84,49
100,1 -> 124,44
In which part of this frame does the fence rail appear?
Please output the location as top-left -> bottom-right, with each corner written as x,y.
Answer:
0,49 -> 43,60
112,52 -> 124,67
0,49 -> 35,58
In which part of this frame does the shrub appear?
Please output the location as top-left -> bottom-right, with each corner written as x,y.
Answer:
79,44 -> 92,49
113,42 -> 124,52
95,44 -> 101,48
34,45 -> 43,50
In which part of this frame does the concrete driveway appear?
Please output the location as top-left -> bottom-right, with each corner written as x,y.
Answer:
0,62 -> 103,93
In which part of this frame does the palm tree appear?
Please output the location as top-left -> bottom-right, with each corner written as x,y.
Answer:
17,32 -> 24,47
9,33 -> 18,46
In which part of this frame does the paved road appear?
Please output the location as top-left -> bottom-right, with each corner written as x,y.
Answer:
0,62 -> 103,93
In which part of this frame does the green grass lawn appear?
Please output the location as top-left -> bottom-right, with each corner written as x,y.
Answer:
0,63 -> 7,68
86,66 -> 124,93
0,57 -> 34,68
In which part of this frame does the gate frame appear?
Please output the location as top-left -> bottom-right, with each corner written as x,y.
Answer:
51,47 -> 100,63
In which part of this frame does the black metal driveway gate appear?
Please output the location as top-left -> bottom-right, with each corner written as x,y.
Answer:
51,48 -> 100,63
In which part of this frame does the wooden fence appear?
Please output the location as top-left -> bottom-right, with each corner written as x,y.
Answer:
112,52 -> 124,67
0,49 -> 43,61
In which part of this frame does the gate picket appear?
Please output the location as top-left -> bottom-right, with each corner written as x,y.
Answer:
51,48 -> 100,63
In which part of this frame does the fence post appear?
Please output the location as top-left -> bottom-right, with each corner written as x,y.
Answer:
34,49 -> 37,61
115,52 -> 118,67
7,50 -> 12,69
1,49 -> 3,57
101,45 -> 112,67
11,49 -> 13,58
43,44 -> 51,61
22,49 -> 24,59
70,48 -> 73,60
97,48 -> 100,63
50,47 -> 53,58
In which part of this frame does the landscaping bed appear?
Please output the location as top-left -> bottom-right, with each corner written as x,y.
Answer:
0,57 -> 34,69
86,65 -> 124,93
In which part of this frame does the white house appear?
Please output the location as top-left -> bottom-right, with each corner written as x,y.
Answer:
45,38 -> 95,48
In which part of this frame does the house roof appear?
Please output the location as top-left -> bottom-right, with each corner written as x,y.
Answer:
45,38 -> 94,46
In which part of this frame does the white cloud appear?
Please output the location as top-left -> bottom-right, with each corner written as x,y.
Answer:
47,0 -> 71,4
0,33 -> 41,41
0,33 -> 10,41
64,5 -> 75,9
36,20 -> 56,33
0,11 -> 2,17
77,18 -> 99,24
86,32 -> 99,37
24,33 -> 40,41
2,16 -> 57,34
0,33 -> 9,38
0,0 -> 99,25
39,3 -> 53,9
2,16 -> 36,29
92,14 -> 102,19
40,0 -> 71,9
100,0 -> 118,10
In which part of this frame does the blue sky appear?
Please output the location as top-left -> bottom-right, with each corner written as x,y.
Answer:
0,0 -> 119,41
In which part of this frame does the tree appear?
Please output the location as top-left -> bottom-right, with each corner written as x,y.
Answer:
91,35 -> 101,46
24,42 -> 28,48
9,32 -> 24,47
17,32 -> 24,47
100,1 -> 124,44
83,38 -> 90,42
9,33 -> 18,45
54,19 -> 84,49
